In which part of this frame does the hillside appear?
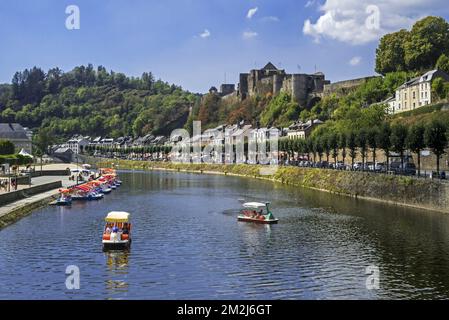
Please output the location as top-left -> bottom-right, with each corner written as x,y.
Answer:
0,65 -> 199,141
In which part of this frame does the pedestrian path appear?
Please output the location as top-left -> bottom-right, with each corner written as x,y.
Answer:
0,188 -> 59,220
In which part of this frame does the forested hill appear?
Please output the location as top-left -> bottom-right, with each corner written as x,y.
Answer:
0,65 -> 199,140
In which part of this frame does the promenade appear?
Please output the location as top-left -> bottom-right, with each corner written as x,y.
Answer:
0,163 -> 83,229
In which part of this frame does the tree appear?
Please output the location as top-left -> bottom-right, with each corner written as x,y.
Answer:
313,136 -> 324,162
339,132 -> 347,166
404,16 -> 449,71
357,129 -> 368,170
0,139 -> 15,155
436,53 -> 449,74
347,130 -> 357,169
432,77 -> 447,100
367,127 -> 379,166
328,132 -> 339,165
375,29 -> 408,75
323,134 -> 331,163
425,120 -> 448,174
377,122 -> 392,171
391,123 -> 409,171
407,124 -> 426,176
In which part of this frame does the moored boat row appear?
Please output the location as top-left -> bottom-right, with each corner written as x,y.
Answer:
51,168 -> 122,206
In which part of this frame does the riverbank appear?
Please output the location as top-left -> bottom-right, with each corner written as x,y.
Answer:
96,159 -> 449,214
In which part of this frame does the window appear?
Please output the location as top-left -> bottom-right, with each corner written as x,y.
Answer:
405,102 -> 407,109
413,92 -> 415,99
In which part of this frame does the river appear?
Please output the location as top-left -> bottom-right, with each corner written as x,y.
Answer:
1,170 -> 449,299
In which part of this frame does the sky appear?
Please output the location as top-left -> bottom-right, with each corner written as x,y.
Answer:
1,0 -> 449,93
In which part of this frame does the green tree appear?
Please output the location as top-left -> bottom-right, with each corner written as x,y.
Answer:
404,16 -> 449,71
339,132 -> 347,166
391,123 -> 409,171
357,129 -> 368,170
347,130 -> 357,169
432,77 -> 446,100
313,136 -> 324,162
377,122 -> 392,171
367,127 -> 379,166
375,29 -> 408,75
328,132 -> 339,165
425,120 -> 448,174
436,53 -> 449,74
407,124 -> 426,176
0,139 -> 15,155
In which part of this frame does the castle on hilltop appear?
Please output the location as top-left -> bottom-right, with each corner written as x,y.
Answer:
237,62 -> 330,107
213,62 -> 379,109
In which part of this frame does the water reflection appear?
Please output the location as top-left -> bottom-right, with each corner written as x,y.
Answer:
104,250 -> 130,297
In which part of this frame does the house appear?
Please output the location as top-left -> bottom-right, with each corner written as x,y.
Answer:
0,123 -> 32,153
391,69 -> 449,114
67,136 -> 90,154
286,119 -> 323,139
52,147 -> 74,163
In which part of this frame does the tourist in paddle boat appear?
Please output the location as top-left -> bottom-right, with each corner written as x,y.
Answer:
238,202 -> 279,224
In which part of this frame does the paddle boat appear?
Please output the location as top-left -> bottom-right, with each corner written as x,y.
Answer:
53,189 -> 72,206
238,202 -> 279,224
71,185 -> 104,201
102,211 -> 132,250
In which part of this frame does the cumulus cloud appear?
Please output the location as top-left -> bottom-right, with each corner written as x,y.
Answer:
200,29 -> 211,38
349,56 -> 362,66
242,30 -> 258,39
247,7 -> 258,19
303,0 -> 447,45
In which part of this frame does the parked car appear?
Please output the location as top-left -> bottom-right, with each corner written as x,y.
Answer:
335,161 -> 346,170
390,162 -> 416,175
374,162 -> 386,172
353,162 -> 363,171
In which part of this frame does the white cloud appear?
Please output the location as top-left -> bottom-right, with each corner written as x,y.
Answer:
305,0 -> 317,8
242,31 -> 258,39
247,7 -> 258,19
349,56 -> 362,66
200,29 -> 211,38
261,16 -> 280,22
303,0 -> 448,45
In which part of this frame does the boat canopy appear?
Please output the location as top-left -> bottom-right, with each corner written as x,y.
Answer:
242,202 -> 268,209
105,211 -> 130,223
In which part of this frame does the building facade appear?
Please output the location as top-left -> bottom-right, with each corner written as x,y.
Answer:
0,123 -> 32,153
388,70 -> 449,114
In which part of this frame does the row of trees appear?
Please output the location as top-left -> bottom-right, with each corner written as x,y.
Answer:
279,119 -> 448,174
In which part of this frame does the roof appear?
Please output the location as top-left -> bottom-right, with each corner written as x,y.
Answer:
105,211 -> 130,222
262,62 -> 278,71
0,123 -> 30,141
243,202 -> 268,209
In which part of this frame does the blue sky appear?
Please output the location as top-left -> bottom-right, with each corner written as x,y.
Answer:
1,0 -> 449,93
